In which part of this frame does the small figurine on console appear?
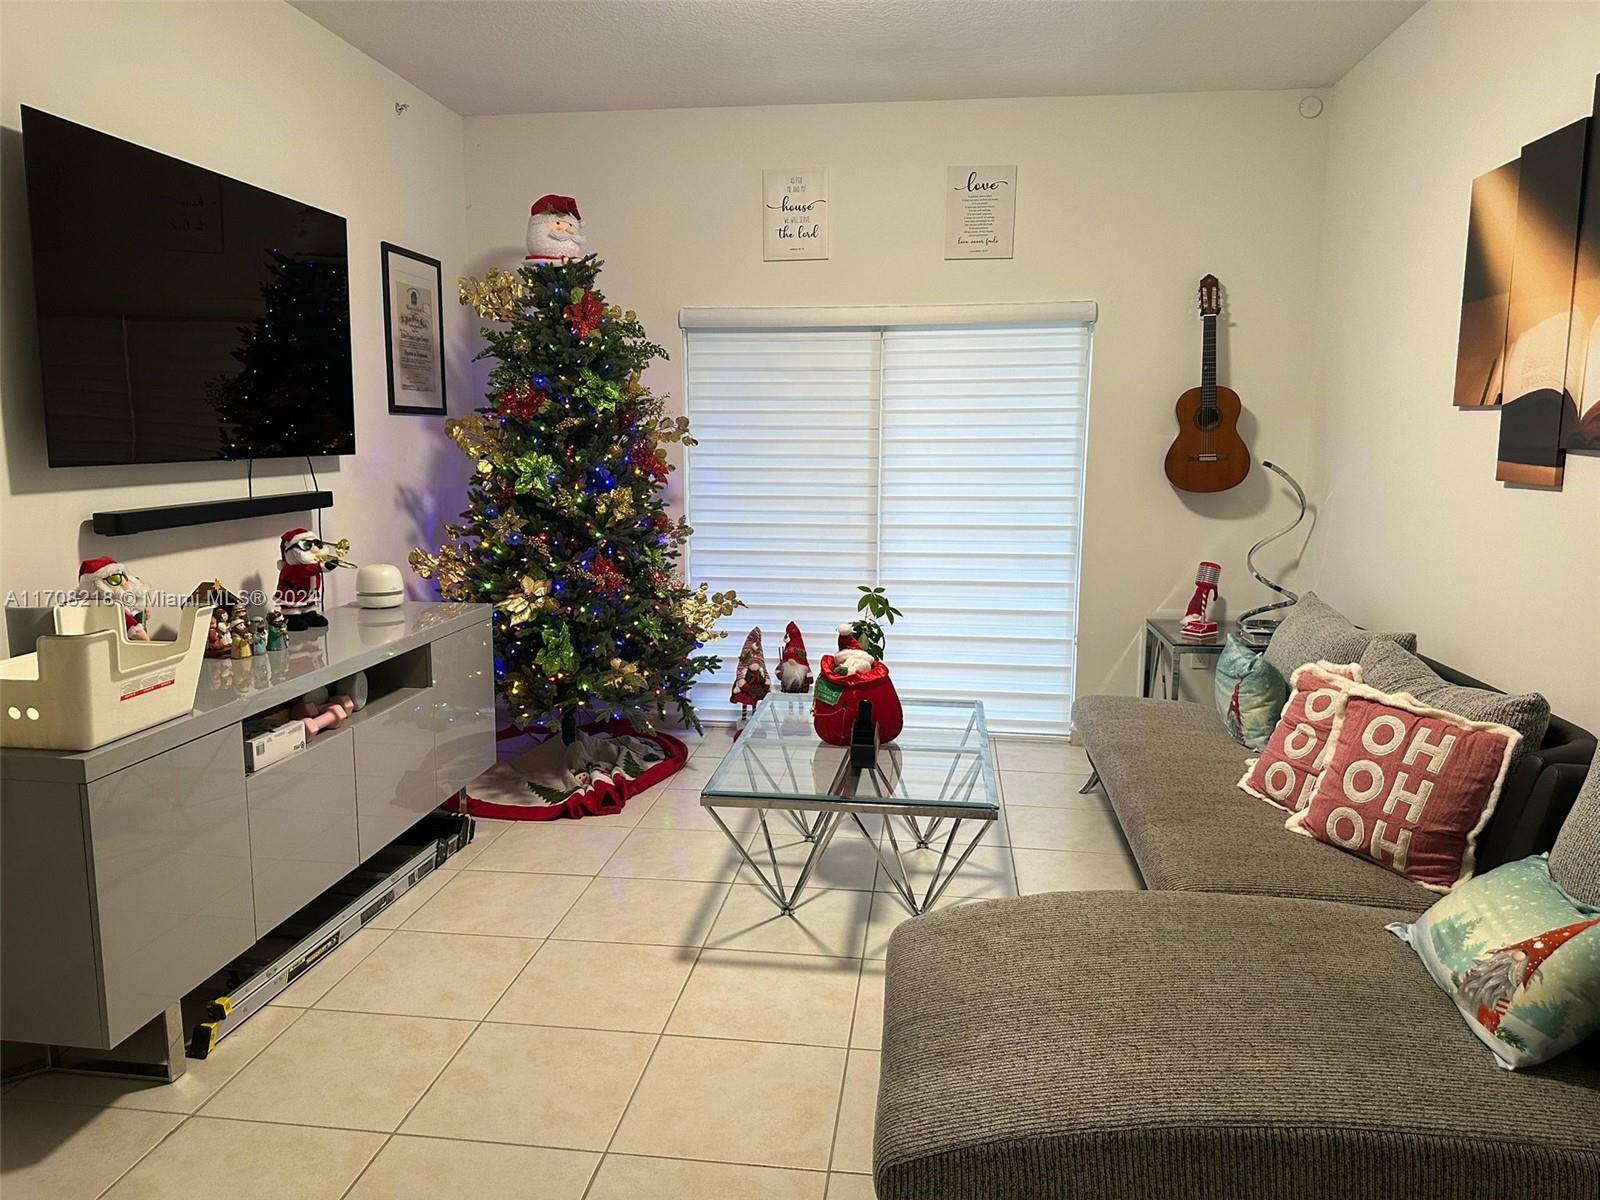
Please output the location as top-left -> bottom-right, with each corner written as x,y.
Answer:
206,607 -> 233,658
275,528 -> 355,632
250,618 -> 269,655
77,557 -> 151,640
525,194 -> 587,264
229,613 -> 252,659
265,606 -> 288,651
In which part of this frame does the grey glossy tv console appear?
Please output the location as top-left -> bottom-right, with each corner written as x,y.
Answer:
0,601 -> 494,1075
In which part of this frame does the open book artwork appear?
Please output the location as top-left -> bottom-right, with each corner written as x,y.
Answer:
1452,72 -> 1600,487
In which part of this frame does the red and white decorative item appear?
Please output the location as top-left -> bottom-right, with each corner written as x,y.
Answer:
275,529 -> 353,631
814,625 -> 904,747
1286,683 -> 1521,891
729,626 -> 771,716
76,557 -> 151,641
525,194 -> 586,263
1180,561 -> 1221,642
833,624 -> 877,675
461,719 -> 688,822
1238,661 -> 1360,812
778,621 -> 813,692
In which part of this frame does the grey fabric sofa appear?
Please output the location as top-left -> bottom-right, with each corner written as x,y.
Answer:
874,692 -> 1600,1199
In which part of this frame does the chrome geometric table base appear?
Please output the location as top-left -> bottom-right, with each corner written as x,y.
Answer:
700,695 -> 999,918
705,803 -> 994,917
866,811 -> 993,916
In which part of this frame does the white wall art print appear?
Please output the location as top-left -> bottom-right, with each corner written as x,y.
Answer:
946,165 -> 1017,259
763,168 -> 829,261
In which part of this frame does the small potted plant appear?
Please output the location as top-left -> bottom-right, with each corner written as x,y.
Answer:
849,585 -> 902,659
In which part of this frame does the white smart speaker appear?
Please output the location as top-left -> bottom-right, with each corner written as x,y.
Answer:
355,563 -> 405,609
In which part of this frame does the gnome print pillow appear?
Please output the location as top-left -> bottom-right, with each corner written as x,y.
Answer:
1389,856 -> 1600,1068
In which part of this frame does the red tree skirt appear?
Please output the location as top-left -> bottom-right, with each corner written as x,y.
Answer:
462,717 -> 688,821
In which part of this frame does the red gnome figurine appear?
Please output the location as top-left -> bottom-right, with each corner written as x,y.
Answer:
778,621 -> 813,692
729,627 -> 771,718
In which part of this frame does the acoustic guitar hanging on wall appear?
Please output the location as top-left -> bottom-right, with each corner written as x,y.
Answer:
1164,274 -> 1251,493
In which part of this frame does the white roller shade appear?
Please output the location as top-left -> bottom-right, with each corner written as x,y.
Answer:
685,330 -> 881,721
681,301 -> 1097,331
684,320 -> 1091,735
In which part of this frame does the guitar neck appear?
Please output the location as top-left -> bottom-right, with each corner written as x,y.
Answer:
1200,313 -> 1217,412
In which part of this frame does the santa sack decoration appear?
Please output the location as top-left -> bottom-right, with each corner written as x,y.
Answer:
813,629 -> 903,747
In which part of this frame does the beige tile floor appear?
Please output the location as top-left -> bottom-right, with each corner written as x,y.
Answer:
0,731 -> 1138,1200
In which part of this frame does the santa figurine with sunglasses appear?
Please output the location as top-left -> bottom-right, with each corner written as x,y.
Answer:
275,529 -> 354,631
77,557 -> 151,640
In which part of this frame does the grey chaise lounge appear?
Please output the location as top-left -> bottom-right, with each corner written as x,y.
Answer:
874,681 -> 1600,1199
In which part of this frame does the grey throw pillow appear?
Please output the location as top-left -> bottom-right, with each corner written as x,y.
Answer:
1262,592 -> 1417,677
1358,638 -> 1551,752
1550,757 -> 1600,906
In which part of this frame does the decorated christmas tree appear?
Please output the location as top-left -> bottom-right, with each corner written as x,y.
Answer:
211,250 -> 354,459
411,247 -> 738,736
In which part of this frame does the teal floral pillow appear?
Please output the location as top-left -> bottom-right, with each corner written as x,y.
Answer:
1388,856 -> 1600,1069
1214,634 -> 1288,750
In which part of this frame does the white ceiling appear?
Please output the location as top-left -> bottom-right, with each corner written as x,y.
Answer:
291,0 -> 1423,117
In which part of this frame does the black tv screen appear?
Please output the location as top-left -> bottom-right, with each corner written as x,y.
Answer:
21,107 -> 355,466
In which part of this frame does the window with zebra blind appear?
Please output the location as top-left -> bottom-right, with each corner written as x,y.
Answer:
681,306 -> 1093,735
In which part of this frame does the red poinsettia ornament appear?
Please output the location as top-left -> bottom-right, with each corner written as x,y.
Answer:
635,449 -> 669,483
564,291 -> 605,339
497,384 -> 549,420
590,554 -> 625,594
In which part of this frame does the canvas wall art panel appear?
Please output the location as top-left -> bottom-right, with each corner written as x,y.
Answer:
1495,117 -> 1587,487
1454,160 -> 1520,408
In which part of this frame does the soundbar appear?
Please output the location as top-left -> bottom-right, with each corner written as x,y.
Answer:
91,491 -> 334,537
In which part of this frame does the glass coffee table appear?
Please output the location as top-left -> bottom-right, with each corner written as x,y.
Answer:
700,695 -> 998,916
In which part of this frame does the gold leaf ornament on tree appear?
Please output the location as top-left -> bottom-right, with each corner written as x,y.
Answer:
459,267 -> 528,322
500,574 -> 555,625
408,546 -> 472,600
677,582 -> 744,641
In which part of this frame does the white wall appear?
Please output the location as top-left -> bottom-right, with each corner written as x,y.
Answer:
464,93 -> 1330,701
1314,1 -> 1600,731
0,1 -> 472,613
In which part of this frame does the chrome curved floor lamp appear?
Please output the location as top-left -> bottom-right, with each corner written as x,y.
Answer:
1238,461 -> 1307,648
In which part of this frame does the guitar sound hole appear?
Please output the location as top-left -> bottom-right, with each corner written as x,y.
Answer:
1193,410 -> 1222,432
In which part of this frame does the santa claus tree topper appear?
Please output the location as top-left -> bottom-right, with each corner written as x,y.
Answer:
525,194 -> 587,263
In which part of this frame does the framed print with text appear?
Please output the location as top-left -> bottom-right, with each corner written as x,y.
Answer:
381,242 -> 447,414
763,168 -> 829,261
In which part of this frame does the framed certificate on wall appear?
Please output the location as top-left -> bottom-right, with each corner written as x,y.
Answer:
381,242 -> 447,415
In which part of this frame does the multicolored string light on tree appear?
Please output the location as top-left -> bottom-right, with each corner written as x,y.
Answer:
411,255 -> 739,735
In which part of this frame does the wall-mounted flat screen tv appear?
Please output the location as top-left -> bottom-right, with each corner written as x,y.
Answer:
21,107 -> 355,466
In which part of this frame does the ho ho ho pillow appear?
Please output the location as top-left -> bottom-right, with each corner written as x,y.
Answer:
1237,660 -> 1360,813
1285,683 -> 1520,892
